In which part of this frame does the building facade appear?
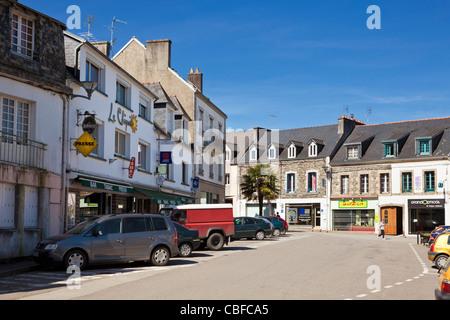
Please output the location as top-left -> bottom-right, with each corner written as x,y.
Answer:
112,38 -> 227,205
0,0 -> 71,259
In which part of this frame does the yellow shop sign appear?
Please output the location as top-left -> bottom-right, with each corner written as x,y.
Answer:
338,200 -> 368,208
73,131 -> 98,157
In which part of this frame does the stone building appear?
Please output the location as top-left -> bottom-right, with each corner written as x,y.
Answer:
112,38 -> 227,204
330,117 -> 450,235
0,0 -> 71,259
226,116 -> 361,230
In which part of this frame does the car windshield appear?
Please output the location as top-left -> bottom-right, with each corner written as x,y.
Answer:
65,217 -> 101,234
159,208 -> 173,217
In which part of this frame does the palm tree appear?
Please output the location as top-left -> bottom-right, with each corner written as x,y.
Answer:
240,164 -> 280,216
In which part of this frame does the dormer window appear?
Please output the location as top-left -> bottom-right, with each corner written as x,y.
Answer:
288,145 -> 296,158
250,146 -> 257,161
417,138 -> 431,155
269,145 -> 276,159
346,145 -> 359,160
383,142 -> 396,158
11,13 -> 34,58
309,142 -> 317,157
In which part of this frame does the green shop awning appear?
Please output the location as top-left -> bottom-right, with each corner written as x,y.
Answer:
134,187 -> 194,205
80,178 -> 133,194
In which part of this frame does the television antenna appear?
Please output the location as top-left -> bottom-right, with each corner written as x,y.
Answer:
269,114 -> 277,129
366,106 -> 372,124
79,15 -> 96,41
106,17 -> 127,57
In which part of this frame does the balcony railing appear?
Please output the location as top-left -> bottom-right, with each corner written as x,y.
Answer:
0,131 -> 47,169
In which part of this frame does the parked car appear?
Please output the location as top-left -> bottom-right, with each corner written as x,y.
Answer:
273,216 -> 289,233
232,217 -> 273,240
173,222 -> 201,257
257,216 -> 286,236
163,204 -> 235,251
435,257 -> 450,300
428,232 -> 450,269
33,214 -> 179,270
429,226 -> 450,245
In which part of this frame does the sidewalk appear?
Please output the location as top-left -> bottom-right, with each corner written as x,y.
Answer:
0,258 -> 41,278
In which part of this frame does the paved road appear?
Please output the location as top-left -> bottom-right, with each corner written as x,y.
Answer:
0,231 -> 438,301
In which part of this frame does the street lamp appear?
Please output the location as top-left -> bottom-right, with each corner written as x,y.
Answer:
70,81 -> 98,100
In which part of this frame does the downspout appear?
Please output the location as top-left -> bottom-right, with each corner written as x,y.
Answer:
59,93 -> 69,233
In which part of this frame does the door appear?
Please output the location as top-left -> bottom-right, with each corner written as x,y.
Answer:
382,207 -> 397,235
90,218 -> 125,262
122,217 -> 154,260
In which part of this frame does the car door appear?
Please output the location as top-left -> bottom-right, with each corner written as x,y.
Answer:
122,216 -> 154,260
233,218 -> 244,238
90,218 -> 125,263
243,217 -> 257,237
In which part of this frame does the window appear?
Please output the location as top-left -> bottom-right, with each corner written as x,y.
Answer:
138,142 -> 149,170
424,171 -> 435,192
288,145 -> 296,159
383,143 -> 395,157
86,61 -> 100,83
341,175 -> 349,194
360,174 -> 369,194
269,146 -> 276,159
11,13 -> 34,58
115,130 -> 127,157
308,172 -> 317,192
287,173 -> 295,193
139,96 -> 151,122
346,146 -> 359,159
309,143 -> 317,157
2,97 -> 30,140
402,172 -> 412,193
380,173 -> 390,193
225,173 -> 230,185
116,81 -> 127,106
250,147 -> 257,161
123,217 -> 146,233
90,121 -> 103,157
152,217 -> 168,230
182,162 -> 188,184
96,218 -> 121,236
418,139 -> 430,155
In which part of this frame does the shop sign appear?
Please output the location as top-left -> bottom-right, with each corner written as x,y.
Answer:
73,132 -> 98,157
82,116 -> 97,134
128,157 -> 136,179
81,179 -> 133,194
192,178 -> 199,190
338,200 -> 368,208
160,151 -> 172,164
108,103 -> 138,133
408,199 -> 444,209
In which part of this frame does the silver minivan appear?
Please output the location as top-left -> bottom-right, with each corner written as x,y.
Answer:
33,214 -> 179,270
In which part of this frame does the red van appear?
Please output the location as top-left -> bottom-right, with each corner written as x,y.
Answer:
160,204 -> 234,251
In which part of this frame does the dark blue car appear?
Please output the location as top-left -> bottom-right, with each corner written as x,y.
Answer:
173,222 -> 201,257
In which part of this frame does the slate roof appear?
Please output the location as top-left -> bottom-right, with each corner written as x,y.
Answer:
331,116 -> 450,165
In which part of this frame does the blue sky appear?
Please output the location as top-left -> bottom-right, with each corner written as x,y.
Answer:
22,0 -> 450,131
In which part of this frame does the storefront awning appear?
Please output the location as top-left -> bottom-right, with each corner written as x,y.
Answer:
79,178 -> 133,194
134,187 -> 195,205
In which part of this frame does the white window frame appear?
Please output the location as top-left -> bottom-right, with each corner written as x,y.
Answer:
114,129 -> 128,157
286,173 -> 296,193
341,175 -> 349,194
250,146 -> 257,161
138,141 -> 150,171
269,145 -> 276,160
288,144 -> 296,159
380,173 -> 390,193
1,96 -> 31,140
346,146 -> 359,160
11,12 -> 34,58
308,142 -> 317,157
89,119 -> 103,157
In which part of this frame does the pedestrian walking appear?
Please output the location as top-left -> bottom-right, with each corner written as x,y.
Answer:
378,220 -> 385,239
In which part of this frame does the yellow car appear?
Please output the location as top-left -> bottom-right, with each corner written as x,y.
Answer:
435,257 -> 450,300
428,232 -> 450,269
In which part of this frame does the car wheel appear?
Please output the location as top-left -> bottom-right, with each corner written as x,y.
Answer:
207,233 -> 224,251
151,246 -> 170,266
435,254 -> 448,269
179,242 -> 193,257
273,228 -> 281,237
64,249 -> 87,270
255,230 -> 265,240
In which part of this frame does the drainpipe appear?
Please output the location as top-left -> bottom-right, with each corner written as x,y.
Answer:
59,93 -> 69,233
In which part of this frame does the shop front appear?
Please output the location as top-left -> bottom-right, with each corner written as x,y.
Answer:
278,199 -> 324,229
408,198 -> 445,233
331,198 -> 377,232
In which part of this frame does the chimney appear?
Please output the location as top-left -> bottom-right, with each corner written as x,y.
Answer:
91,41 -> 111,58
188,67 -> 203,92
338,115 -> 364,136
146,39 -> 172,71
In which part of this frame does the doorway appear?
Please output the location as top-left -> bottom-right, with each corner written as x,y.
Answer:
381,206 -> 403,235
